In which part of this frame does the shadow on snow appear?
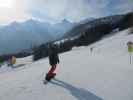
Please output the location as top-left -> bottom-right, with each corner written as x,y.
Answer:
50,79 -> 104,100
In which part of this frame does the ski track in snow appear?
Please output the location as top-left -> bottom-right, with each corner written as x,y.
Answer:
0,29 -> 133,100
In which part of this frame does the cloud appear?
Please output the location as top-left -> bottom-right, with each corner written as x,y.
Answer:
26,0 -> 133,22
110,0 -> 133,14
28,9 -> 58,23
26,0 -> 93,22
0,0 -> 133,24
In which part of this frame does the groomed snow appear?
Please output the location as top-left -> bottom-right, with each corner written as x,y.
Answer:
0,29 -> 133,100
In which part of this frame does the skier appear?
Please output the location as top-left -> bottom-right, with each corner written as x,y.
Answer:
8,56 -> 16,67
11,56 -> 16,65
45,44 -> 60,81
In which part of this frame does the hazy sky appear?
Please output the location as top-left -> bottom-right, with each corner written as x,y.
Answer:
0,0 -> 133,24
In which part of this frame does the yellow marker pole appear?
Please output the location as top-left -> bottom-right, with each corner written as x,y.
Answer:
127,41 -> 133,64
129,53 -> 132,64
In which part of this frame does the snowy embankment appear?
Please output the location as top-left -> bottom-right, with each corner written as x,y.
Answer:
0,29 -> 133,100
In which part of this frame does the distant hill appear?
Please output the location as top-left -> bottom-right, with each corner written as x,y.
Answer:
0,19 -> 75,54
63,15 -> 127,38
50,19 -> 76,38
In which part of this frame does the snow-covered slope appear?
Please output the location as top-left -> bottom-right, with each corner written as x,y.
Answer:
0,29 -> 133,100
